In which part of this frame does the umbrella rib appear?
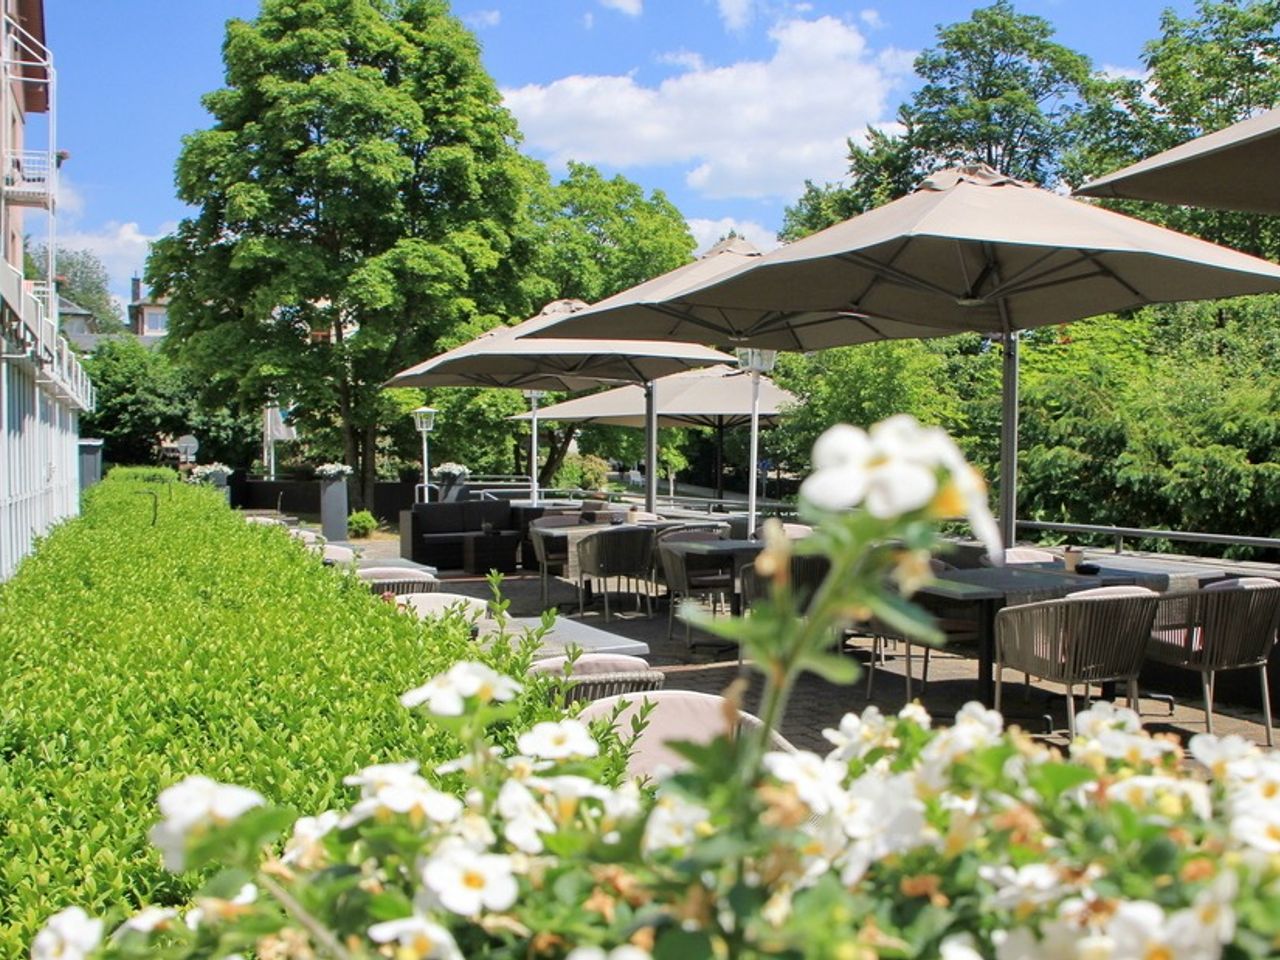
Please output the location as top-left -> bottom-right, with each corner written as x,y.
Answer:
652,302 -> 741,339
835,249 -> 960,300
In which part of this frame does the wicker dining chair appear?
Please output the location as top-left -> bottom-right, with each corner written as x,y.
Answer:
529,653 -> 665,704
658,535 -> 735,649
529,515 -> 579,608
577,526 -> 656,621
578,690 -> 795,781
1147,578 -> 1280,746
355,566 -> 440,596
995,586 -> 1159,737
399,592 -> 491,621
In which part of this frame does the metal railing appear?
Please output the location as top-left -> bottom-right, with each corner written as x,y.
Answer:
1016,520 -> 1280,556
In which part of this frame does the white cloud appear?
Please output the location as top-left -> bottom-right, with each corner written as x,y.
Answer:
504,16 -> 912,200
56,173 -> 85,219
1101,63 -> 1149,83
859,8 -> 885,29
464,9 -> 501,29
716,0 -> 753,31
658,49 -> 706,72
687,216 -> 780,255
58,219 -> 175,303
582,11 -> 594,29
599,0 -> 642,15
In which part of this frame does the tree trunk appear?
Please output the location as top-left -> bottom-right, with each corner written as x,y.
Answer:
540,425 -> 577,487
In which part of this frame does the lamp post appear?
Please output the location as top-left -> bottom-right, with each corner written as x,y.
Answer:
522,389 -> 546,506
411,406 -> 438,502
736,348 -> 777,536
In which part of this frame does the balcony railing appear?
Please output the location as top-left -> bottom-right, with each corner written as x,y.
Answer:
3,149 -> 54,208
1,261 -> 93,411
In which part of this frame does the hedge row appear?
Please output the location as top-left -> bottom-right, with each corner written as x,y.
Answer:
0,475 -> 556,954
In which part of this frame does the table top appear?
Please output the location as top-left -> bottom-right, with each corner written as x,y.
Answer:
482,616 -> 650,657
664,538 -> 763,556
919,566 -> 1105,603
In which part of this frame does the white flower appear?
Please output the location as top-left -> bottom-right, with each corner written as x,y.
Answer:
1190,733 -> 1262,782
764,750 -> 846,816
1106,900 -> 1219,960
939,934 -> 984,960
1071,729 -> 1178,768
822,706 -> 898,762
401,662 -> 521,716
184,882 -> 257,930
1074,702 -> 1143,740
283,810 -> 341,868
1229,798 -> 1280,853
343,775 -> 463,829
566,948 -> 653,960
1107,775 -> 1212,821
368,915 -> 462,959
112,906 -> 177,939
835,770 -> 928,884
643,793 -> 712,853
517,719 -> 600,760
421,845 -> 518,916
32,907 -> 103,960
980,863 -> 1070,914
919,702 -> 1004,788
496,780 -> 556,853
801,421 -> 936,517
149,776 -> 265,872
898,701 -> 933,729
344,761 -> 421,795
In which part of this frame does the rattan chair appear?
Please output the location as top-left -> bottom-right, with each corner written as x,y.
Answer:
658,534 -> 735,649
578,690 -> 795,780
399,592 -> 491,621
577,526 -> 656,621
529,516 -> 579,608
1147,578 -> 1280,745
529,653 -> 665,704
995,586 -> 1159,737
355,566 -> 439,596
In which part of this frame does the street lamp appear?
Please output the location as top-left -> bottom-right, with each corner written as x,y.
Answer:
522,389 -> 547,507
411,406 -> 438,502
736,348 -> 777,536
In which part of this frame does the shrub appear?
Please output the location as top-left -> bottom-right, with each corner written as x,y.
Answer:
555,453 -> 611,491
346,509 -> 378,538
0,474 -> 562,954
104,466 -> 178,483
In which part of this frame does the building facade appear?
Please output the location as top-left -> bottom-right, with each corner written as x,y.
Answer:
0,0 -> 93,579
127,275 -> 167,339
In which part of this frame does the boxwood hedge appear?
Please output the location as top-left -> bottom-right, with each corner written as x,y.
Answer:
0,475 -> 557,954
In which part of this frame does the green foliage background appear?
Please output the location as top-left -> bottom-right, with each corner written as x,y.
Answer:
0,474 -> 561,953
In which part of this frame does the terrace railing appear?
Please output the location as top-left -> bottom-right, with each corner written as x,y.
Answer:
1016,520 -> 1280,557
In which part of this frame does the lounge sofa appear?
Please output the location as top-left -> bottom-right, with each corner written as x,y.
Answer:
400,501 -> 555,570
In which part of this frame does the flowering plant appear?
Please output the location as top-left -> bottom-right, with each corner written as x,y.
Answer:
188,462 -> 232,483
36,417 -> 1280,959
314,463 -> 353,480
433,462 -> 470,483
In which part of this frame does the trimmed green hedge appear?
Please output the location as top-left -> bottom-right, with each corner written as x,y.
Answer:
0,476 -> 555,954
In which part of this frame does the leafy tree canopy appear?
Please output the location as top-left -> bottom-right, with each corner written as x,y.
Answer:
30,244 -> 123,332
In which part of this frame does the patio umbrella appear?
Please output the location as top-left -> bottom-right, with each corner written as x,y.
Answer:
1075,106 -> 1280,213
511,364 -> 796,499
532,165 -> 1280,542
385,299 -> 731,508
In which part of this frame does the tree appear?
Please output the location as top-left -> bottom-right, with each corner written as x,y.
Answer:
147,0 -> 537,507
1067,0 -> 1280,258
29,245 -> 123,331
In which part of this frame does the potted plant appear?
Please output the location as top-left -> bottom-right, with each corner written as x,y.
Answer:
432,461 -> 470,497
314,463 -> 352,541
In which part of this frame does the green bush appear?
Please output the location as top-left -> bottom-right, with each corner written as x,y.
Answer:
0,475 -> 560,954
554,452 -> 611,492
104,465 -> 179,483
346,509 -> 378,538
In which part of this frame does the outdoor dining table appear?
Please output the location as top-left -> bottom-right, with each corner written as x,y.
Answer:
530,518 -> 727,584
478,616 -> 650,658
1024,555 -> 1239,592
915,566 -> 1149,707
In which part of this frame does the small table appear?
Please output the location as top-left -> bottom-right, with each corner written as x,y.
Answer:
1026,556 -> 1238,593
662,539 -> 765,614
462,531 -> 521,575
481,616 -> 650,657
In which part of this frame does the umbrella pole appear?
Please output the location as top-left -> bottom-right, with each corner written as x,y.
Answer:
715,419 -> 725,501
645,381 -> 657,513
747,370 -> 761,535
528,393 -> 540,507
998,332 -> 1019,547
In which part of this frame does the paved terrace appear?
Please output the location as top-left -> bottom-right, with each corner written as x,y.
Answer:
353,537 -> 1277,752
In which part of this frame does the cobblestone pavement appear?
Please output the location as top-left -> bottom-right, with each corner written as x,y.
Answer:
412,567 -> 1277,754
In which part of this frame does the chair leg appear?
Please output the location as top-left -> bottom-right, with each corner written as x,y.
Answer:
905,642 -> 914,701
994,660 -> 1004,714
578,576 -> 585,616
1262,667 -> 1274,748
1203,671 -> 1215,735
1066,684 -> 1077,739
866,637 -> 878,699
685,613 -> 692,651
540,568 -> 548,608
921,647 -> 931,694
1127,678 -> 1140,714
603,581 -> 611,623
1023,671 -> 1032,702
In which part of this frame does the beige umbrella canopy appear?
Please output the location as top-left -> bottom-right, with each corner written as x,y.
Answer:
1075,106 -> 1280,213
533,165 -> 1280,540
512,365 -> 797,499
385,299 -> 731,509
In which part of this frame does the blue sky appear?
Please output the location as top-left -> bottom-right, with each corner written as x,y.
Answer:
47,0 -> 1198,305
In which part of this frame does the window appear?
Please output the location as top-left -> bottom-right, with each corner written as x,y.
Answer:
144,308 -> 168,335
